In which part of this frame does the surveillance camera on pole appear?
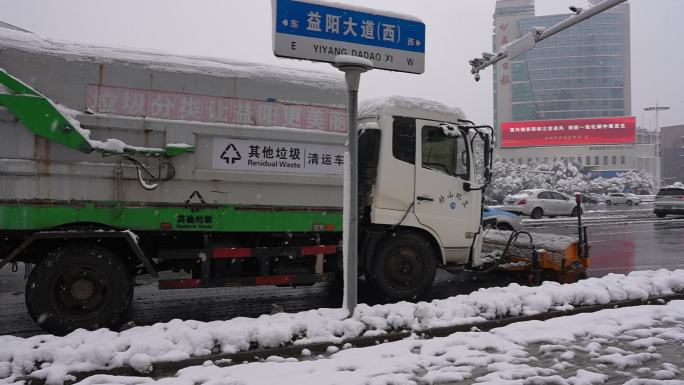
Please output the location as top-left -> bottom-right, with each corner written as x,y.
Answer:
569,6 -> 584,15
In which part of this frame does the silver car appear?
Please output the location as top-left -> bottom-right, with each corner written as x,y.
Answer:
502,189 -> 581,219
604,192 -> 641,206
654,185 -> 684,218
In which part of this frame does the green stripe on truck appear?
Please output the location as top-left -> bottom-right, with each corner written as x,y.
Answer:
0,201 -> 342,232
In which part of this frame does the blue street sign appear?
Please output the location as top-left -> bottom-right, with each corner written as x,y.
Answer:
272,0 -> 425,74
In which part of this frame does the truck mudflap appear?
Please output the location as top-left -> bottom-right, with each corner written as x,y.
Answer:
158,244 -> 339,290
0,230 -> 157,277
482,230 -> 589,283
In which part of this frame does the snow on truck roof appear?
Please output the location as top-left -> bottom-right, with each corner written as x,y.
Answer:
0,26 -> 344,90
359,96 -> 467,123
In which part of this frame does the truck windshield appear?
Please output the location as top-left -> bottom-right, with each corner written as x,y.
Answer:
421,126 -> 469,180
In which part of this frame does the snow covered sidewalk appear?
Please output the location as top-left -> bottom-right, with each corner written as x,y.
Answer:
2,269 -> 684,385
73,300 -> 684,385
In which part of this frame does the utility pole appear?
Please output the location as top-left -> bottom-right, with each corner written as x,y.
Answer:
644,102 -> 670,188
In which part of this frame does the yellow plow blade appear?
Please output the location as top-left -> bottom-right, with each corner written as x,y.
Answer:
482,230 -> 589,283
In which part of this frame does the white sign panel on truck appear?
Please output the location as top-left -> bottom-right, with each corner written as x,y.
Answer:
272,0 -> 426,74
212,138 -> 345,175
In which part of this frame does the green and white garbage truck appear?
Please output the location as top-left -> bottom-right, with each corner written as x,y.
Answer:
0,27 -> 586,335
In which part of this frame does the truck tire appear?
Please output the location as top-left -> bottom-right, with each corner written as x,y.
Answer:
25,244 -> 134,335
367,232 -> 437,302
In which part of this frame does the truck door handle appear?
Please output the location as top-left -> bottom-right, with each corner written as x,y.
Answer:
417,195 -> 434,202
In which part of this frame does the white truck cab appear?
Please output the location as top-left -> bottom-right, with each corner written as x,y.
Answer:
356,97 -> 493,300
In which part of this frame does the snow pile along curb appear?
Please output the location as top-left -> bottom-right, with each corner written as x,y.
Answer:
2,269 -> 684,384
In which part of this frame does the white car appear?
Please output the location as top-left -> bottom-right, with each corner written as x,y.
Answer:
604,193 -> 641,206
654,185 -> 684,218
502,189 -> 581,219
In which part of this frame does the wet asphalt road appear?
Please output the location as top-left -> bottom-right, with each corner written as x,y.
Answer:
1,203 -> 683,337
522,204 -> 684,277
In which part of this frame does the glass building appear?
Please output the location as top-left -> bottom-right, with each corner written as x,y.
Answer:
493,0 -> 631,129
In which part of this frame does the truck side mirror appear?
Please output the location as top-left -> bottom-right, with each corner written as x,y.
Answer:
483,133 -> 492,183
463,181 -> 471,191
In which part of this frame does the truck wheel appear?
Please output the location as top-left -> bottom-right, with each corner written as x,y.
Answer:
25,244 -> 134,335
656,212 -> 666,218
605,200 -> 612,206
367,232 -> 437,302
626,200 -> 633,206
530,207 -> 543,219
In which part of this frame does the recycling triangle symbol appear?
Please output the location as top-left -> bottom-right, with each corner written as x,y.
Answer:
220,143 -> 242,165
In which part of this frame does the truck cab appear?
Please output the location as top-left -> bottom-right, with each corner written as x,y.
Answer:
356,96 -> 493,301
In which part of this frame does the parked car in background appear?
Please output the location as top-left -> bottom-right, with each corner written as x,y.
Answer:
604,192 -> 641,206
653,185 -> 684,218
501,189 -> 581,219
579,193 -> 602,204
483,206 -> 521,231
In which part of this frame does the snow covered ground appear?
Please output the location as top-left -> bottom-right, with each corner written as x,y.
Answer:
69,300 -> 684,385
2,269 -> 684,385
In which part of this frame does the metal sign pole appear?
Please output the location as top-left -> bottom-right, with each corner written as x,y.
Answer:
334,57 -> 372,316
271,0 -> 422,317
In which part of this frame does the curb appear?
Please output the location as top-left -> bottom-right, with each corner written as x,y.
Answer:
21,293 -> 684,385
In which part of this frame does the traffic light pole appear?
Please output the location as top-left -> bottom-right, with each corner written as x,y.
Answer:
468,0 -> 627,80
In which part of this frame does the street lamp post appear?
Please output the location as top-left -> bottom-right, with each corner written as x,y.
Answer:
644,102 -> 670,188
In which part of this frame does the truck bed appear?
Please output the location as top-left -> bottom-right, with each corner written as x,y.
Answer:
0,27 -> 349,212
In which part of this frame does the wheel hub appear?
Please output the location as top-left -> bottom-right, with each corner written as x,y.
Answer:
70,278 -> 95,301
385,247 -> 422,288
399,260 -> 413,274
54,266 -> 107,319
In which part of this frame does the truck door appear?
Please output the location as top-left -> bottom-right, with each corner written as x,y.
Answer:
413,121 -> 480,263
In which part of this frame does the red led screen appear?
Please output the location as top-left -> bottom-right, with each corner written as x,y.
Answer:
500,116 -> 636,148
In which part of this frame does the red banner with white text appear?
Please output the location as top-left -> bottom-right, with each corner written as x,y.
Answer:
500,116 -> 636,148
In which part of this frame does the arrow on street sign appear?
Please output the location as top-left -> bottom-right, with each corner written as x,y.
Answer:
272,0 -> 425,74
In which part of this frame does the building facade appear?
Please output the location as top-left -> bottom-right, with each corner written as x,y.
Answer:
491,1 -> 658,183
661,124 -> 684,185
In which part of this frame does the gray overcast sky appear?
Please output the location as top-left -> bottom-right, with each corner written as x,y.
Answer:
2,0 -> 683,129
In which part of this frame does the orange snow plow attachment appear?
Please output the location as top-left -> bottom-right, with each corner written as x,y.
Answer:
483,230 -> 589,284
